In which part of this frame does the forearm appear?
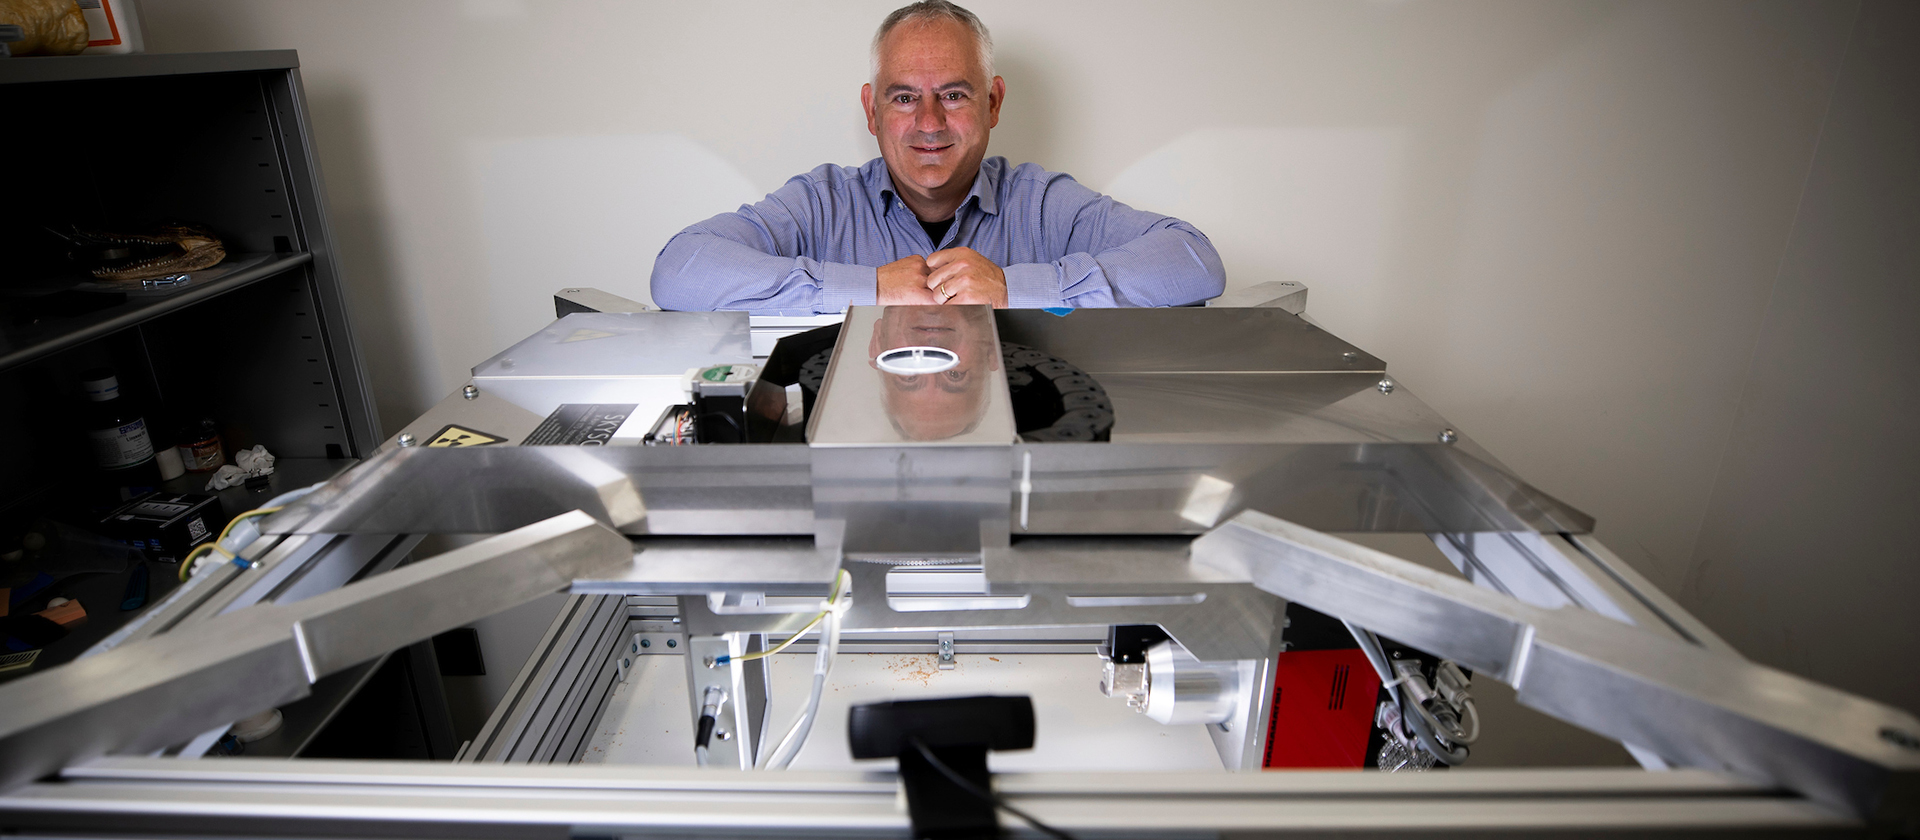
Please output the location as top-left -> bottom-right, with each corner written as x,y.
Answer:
651,230 -> 876,313
1003,221 -> 1226,308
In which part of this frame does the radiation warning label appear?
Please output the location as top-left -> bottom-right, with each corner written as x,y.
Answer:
425,424 -> 508,448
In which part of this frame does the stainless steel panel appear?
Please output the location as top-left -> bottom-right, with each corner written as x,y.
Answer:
385,381 -> 546,454
994,307 -> 1384,373
1020,441 -> 1594,535
812,444 -> 1012,554
472,311 -> 752,416
807,305 -> 1016,446
809,305 -> 1016,554
1192,510 -> 1920,821
1101,372 -> 1456,443
573,538 -> 839,596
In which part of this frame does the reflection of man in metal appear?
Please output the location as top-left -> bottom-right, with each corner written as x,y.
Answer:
651,0 -> 1225,313
869,305 -> 997,440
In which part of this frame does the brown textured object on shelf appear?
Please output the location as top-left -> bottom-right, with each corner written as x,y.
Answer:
0,0 -> 88,56
83,224 -> 228,281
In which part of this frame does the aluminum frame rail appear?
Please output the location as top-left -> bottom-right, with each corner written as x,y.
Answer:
0,511 -> 633,794
257,441 -> 1593,540
1191,510 -> 1920,825
0,759 -> 1860,837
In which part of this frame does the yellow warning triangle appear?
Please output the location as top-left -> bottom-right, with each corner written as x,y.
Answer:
562,328 -> 616,343
426,424 -> 507,448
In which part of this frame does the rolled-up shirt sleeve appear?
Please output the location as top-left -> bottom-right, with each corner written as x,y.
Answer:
651,178 -> 876,313
1003,174 -> 1226,309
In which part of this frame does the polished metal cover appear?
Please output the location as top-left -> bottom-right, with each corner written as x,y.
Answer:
807,305 -> 1016,447
808,305 -> 1017,555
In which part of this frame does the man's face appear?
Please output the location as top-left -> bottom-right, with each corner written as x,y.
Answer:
862,19 -> 1004,217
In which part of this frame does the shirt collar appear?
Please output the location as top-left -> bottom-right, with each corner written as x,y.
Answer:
872,156 -> 1003,219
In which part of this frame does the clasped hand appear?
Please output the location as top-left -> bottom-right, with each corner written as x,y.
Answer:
876,248 -> 1008,308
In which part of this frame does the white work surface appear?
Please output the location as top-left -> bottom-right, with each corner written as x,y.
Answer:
578,652 -> 1229,772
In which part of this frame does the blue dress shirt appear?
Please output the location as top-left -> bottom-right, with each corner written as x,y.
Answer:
650,157 -> 1226,313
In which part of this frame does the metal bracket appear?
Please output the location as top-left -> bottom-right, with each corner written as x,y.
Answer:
938,631 -> 956,670
684,633 -> 756,769
1191,509 -> 1920,822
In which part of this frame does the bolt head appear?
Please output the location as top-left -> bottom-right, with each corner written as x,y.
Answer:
1883,727 -> 1920,751
622,658 -> 631,669
666,638 -> 677,648
1377,379 -> 1395,395
715,729 -> 732,741
1439,429 -> 1459,444
640,638 -> 652,648
703,656 -> 717,669
631,642 -> 639,654
462,384 -> 479,400
396,432 -> 416,447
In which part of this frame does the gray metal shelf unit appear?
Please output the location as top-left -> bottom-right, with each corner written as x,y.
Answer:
0,50 -> 380,489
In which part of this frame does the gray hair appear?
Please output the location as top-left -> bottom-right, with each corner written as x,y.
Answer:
871,1 -> 995,83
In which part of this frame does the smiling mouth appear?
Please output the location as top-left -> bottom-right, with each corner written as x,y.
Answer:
910,144 -> 953,154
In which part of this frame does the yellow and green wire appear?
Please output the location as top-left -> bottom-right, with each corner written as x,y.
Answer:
177,506 -> 284,582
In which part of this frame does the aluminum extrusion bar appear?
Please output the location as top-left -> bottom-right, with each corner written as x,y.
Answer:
258,441 -> 1589,538
0,511 -> 632,794
1191,509 -> 1920,822
572,537 -> 840,596
1019,441 -> 1593,535
265,445 -> 806,536
0,759 -> 1858,837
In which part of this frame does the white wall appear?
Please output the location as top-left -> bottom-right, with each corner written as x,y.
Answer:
1681,0 -> 1920,713
140,1 -> 1917,717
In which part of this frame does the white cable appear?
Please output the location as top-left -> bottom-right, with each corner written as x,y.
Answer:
759,572 -> 851,770
1342,619 -> 1468,765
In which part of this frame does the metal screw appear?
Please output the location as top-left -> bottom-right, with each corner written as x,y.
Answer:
1377,378 -> 1394,395
1342,352 -> 1358,362
396,432 -> 416,447
640,638 -> 652,648
666,638 -> 678,648
462,384 -> 479,400
622,658 -> 631,669
715,729 -> 732,741
1883,727 -> 1920,751
248,560 -> 263,569
1439,429 -> 1458,444
703,656 -> 717,669
631,642 -> 639,654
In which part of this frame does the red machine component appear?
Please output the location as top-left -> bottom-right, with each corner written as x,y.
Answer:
1262,648 -> 1382,768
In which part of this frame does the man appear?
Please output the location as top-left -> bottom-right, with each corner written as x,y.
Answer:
650,1 -> 1225,312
